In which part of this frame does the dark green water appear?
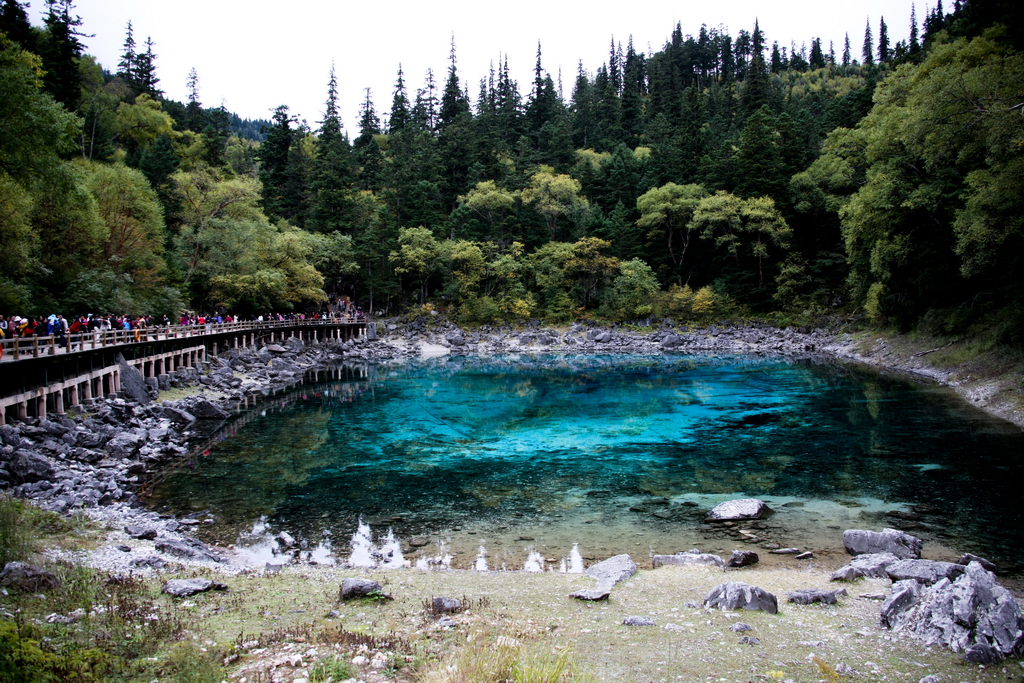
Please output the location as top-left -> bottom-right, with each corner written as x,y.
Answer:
149,354 -> 1024,570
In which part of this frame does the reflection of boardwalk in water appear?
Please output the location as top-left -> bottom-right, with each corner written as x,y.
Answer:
141,364 -> 371,493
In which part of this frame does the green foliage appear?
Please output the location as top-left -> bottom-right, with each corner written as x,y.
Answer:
0,495 -> 36,566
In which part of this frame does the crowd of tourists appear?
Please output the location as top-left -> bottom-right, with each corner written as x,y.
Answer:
0,299 -> 364,356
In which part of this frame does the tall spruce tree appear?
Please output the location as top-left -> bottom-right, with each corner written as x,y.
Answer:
389,64 -> 411,133
909,4 -> 921,54
878,17 -> 890,63
0,0 -> 33,49
40,0 -> 87,108
862,19 -> 874,65
842,33 -> 852,66
308,64 -> 355,234
134,36 -> 161,98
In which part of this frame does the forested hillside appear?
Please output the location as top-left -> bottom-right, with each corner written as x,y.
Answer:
1,0 -> 1021,340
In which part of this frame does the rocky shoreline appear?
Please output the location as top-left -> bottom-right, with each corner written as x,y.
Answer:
0,318 -> 1019,575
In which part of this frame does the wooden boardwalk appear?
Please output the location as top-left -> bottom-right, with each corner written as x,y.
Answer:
0,318 -> 363,363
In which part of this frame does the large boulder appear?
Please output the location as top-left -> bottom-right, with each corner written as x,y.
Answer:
182,397 -> 230,420
886,559 -> 965,585
653,551 -> 724,569
706,498 -> 771,521
0,561 -> 61,592
116,353 -> 152,405
704,582 -> 779,614
831,552 -> 901,581
881,562 -> 1024,660
727,551 -> 760,568
787,588 -> 847,605
585,554 -> 637,586
843,528 -> 922,559
7,450 -> 54,484
105,431 -> 144,459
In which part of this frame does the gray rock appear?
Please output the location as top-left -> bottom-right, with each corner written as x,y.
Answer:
842,528 -> 922,559
787,588 -> 847,605
739,636 -> 761,645
116,353 -> 151,405
340,577 -> 389,599
623,615 -> 655,626
964,642 -> 1003,664
266,344 -> 287,354
727,550 -> 759,568
586,554 -> 637,586
432,596 -> 462,613
155,538 -> 222,563
653,552 -> 724,569
704,582 -> 779,614
569,587 -> 611,601
105,432 -> 144,459
184,398 -> 229,420
918,676 -> 941,683
161,409 -> 195,423
881,562 -> 1024,658
958,553 -> 998,574
729,623 -> 753,632
130,556 -> 166,569
0,561 -> 61,591
706,498 -> 771,521
886,559 -> 965,585
831,552 -> 901,581
7,450 -> 55,483
162,578 -> 227,597
795,551 -> 814,560
124,525 -> 158,540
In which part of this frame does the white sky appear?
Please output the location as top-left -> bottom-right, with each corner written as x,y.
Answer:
33,0 -> 920,133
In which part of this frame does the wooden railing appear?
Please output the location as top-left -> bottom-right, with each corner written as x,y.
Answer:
0,317 -> 365,363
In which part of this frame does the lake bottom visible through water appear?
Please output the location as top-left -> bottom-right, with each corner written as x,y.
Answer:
147,354 -> 1024,576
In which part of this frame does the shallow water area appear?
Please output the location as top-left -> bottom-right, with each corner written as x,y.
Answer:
147,353 -> 1024,573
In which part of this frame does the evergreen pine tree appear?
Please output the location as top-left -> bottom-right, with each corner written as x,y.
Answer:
353,88 -> 383,191
439,36 -> 470,129
862,19 -> 874,65
117,21 -> 136,86
40,0 -> 87,108
134,37 -> 162,98
185,67 -> 204,130
842,33 -> 851,66
258,105 -> 298,220
412,68 -> 438,134
740,52 -> 771,116
308,64 -> 355,234
389,64 -> 411,133
770,42 -> 783,73
809,38 -> 825,68
878,17 -> 890,63
0,0 -> 33,49
909,4 -> 920,55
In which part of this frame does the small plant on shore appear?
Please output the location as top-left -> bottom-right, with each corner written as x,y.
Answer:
309,654 -> 355,682
0,494 -> 35,566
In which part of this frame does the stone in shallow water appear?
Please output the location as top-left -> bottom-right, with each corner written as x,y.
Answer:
653,551 -> 723,569
727,550 -> 759,568
706,498 -> 771,521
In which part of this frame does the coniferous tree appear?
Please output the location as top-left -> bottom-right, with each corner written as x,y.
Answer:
412,68 -> 439,134
353,88 -> 383,191
439,36 -> 470,130
117,21 -> 136,87
258,105 -> 299,220
40,0 -> 87,108
809,38 -> 825,68
842,33 -> 852,66
862,19 -> 874,65
389,64 -> 411,133
185,67 -> 204,130
0,0 -> 33,49
878,17 -> 890,63
308,64 -> 355,234
909,4 -> 921,55
134,37 -> 161,98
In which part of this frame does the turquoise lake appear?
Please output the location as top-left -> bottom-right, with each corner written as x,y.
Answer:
149,354 -> 1024,572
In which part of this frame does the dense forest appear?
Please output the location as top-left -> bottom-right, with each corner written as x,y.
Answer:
1,0 -> 1021,340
